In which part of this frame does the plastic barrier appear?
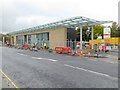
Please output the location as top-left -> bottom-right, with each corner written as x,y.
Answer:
22,44 -> 31,49
55,47 -> 72,54
88,52 -> 91,57
74,51 -> 78,56
102,46 -> 106,51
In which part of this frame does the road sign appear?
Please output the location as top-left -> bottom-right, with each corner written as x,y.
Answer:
103,28 -> 111,38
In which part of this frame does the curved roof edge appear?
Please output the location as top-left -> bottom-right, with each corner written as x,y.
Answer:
8,16 -> 112,35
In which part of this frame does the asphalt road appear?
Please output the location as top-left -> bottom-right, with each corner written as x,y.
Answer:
1,47 -> 119,88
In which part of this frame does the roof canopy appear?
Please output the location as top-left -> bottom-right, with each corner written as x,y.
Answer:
9,16 -> 112,35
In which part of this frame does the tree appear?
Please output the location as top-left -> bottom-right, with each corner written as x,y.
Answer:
75,25 -> 105,41
76,26 -> 89,41
111,22 -> 118,37
93,25 -> 104,39
118,26 -> 120,37
114,26 -> 120,37
0,34 -> 2,41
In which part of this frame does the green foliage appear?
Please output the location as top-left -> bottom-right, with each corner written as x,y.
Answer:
0,34 -> 2,41
118,26 -> 120,37
76,26 -> 89,41
111,22 -> 118,37
93,25 -> 104,39
76,25 -> 104,41
112,26 -> 120,37
75,23 -> 120,40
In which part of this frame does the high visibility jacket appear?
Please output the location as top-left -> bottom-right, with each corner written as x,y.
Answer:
44,43 -> 47,46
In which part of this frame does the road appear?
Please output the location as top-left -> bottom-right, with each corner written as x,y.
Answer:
1,47 -> 119,88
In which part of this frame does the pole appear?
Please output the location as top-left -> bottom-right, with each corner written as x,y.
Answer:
91,26 -> 94,49
2,36 -> 5,45
80,25 -> 82,50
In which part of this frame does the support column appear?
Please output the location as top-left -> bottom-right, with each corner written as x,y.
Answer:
14,36 -> 16,45
10,36 -> 12,45
26,35 -> 28,44
80,25 -> 82,50
2,36 -> 5,45
10,36 -> 13,45
91,26 -> 94,49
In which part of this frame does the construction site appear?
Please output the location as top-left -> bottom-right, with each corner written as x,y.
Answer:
6,16 -> 118,51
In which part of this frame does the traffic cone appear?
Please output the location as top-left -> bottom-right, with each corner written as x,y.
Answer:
88,52 -> 91,57
75,51 -> 78,56
80,50 -> 83,58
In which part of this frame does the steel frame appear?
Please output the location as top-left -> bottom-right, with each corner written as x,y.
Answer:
8,16 -> 112,35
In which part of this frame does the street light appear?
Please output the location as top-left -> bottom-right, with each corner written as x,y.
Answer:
75,27 -> 79,30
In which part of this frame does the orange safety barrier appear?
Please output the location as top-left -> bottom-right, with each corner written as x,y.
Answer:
22,44 -> 31,49
74,51 -> 78,56
88,52 -> 91,57
55,47 -> 72,54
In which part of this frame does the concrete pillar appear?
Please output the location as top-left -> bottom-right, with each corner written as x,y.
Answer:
10,36 -> 13,45
80,25 -> 82,49
10,36 -> 14,45
26,35 -> 28,44
91,26 -> 94,49
14,36 -> 16,45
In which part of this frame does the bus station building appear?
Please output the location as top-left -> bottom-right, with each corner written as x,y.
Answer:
8,16 -> 112,49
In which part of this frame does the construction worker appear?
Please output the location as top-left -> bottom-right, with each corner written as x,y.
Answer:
44,42 -> 47,49
16,43 -> 19,48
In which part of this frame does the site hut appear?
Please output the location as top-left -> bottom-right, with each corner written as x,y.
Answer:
8,16 -> 112,50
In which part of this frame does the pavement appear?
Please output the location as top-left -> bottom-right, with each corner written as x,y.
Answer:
1,46 -> 119,88
2,74 -> 15,88
0,48 -> 14,89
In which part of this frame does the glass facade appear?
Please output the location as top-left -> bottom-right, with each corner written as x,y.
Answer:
28,35 -> 31,44
36,32 -> 49,47
16,36 -> 24,44
16,32 -> 49,47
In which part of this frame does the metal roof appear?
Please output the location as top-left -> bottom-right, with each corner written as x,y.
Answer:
8,16 -> 112,35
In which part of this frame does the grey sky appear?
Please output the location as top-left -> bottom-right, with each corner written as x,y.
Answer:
1,0 -> 119,33
118,1 -> 120,26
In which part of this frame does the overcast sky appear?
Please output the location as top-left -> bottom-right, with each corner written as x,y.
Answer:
1,0 -> 119,33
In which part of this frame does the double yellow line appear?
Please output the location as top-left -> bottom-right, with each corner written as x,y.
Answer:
0,69 -> 19,90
